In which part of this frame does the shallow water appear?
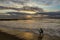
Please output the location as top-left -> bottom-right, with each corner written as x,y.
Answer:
0,19 -> 60,37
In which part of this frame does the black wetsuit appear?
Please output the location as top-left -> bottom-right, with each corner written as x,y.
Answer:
38,28 -> 44,40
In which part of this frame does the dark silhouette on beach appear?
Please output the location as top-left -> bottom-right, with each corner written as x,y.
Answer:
38,28 -> 44,40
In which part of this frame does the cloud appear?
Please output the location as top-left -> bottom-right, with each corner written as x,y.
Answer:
18,0 -> 60,6
0,0 -> 29,5
0,6 -> 44,12
0,0 -> 60,7
34,0 -> 60,6
0,0 -> 27,7
0,0 -> 60,12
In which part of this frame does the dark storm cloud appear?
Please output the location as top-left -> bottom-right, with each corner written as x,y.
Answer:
0,6 -> 44,12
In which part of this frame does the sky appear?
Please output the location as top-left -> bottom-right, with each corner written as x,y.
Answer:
0,0 -> 60,12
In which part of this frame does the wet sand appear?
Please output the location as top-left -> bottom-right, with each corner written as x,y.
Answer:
0,30 -> 60,40
0,31 -> 23,40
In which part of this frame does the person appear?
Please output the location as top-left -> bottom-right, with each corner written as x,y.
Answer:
38,28 -> 44,40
